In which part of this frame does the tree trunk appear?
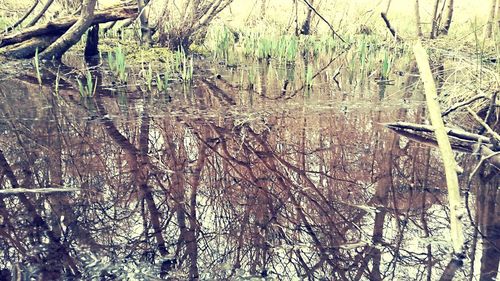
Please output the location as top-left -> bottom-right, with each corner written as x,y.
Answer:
430,0 -> 441,38
497,0 -> 500,30
300,0 -> 314,35
39,0 -> 97,59
260,0 -> 267,19
137,0 -> 152,46
84,24 -> 99,57
485,0 -> 497,38
441,0 -> 453,35
414,0 -> 423,37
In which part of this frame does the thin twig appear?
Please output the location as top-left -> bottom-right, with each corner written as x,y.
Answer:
466,107 -> 500,142
441,94 -> 489,117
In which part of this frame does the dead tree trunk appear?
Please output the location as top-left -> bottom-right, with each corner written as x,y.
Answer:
39,0 -> 97,59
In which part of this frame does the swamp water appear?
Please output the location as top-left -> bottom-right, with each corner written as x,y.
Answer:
0,57 -> 497,280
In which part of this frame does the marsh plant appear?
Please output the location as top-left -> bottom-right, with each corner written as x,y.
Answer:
209,24 -> 235,64
77,70 -> 97,98
380,50 -> 392,81
174,47 -> 194,83
142,63 -> 153,91
305,65 -> 314,89
108,45 -> 128,83
158,62 -> 173,92
247,65 -> 257,90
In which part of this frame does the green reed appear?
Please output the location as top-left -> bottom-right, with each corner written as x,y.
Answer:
176,47 -> 194,83
305,65 -> 313,89
77,69 -> 97,97
144,63 -> 153,91
381,50 -> 392,80
108,45 -> 128,83
210,24 -> 235,63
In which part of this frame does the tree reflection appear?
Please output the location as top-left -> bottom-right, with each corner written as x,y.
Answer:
0,67 -> 497,280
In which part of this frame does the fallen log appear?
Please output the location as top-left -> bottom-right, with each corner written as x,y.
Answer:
384,121 -> 500,170
0,36 -> 59,59
0,5 -> 137,58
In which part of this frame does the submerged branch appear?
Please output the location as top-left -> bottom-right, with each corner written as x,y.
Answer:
0,188 -> 79,194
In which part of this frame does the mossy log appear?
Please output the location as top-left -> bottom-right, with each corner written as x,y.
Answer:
0,5 -> 137,58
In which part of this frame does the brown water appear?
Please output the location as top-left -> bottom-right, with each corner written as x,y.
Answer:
0,58 -> 497,281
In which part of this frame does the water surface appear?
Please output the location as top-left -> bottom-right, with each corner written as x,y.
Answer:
0,59 -> 497,280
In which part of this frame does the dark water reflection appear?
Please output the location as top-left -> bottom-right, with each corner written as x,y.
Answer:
0,60 -> 498,281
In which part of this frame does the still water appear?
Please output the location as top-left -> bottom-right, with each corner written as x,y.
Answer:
0,59 -> 497,280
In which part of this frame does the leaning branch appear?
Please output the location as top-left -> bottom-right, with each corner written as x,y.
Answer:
384,121 -> 491,144
466,107 -> 500,141
302,0 -> 346,43
414,40 -> 464,255
26,0 -> 55,27
3,0 -> 39,33
441,93 -> 489,117
380,12 -> 402,41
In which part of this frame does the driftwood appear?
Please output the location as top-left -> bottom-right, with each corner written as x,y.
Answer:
0,5 -> 137,59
